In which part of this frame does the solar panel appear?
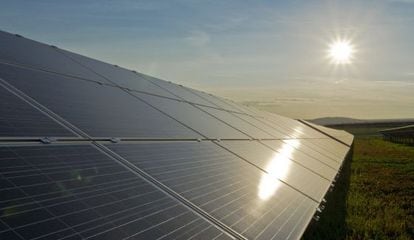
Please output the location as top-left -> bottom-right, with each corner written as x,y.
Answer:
106,141 -> 319,240
216,141 -> 331,202
230,113 -> 295,139
197,106 -> 275,139
260,140 -> 338,180
255,113 -> 330,139
0,84 -> 75,138
0,29 -> 353,240
301,139 -> 350,162
134,92 -> 250,139
0,31 -> 108,83
182,88 -> 247,114
56,49 -> 180,99
0,63 -> 201,139
297,120 -> 354,146
0,144 -> 231,240
142,76 -> 217,107
178,86 -> 260,116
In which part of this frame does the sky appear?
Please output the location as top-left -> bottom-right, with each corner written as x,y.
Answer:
1,0 -> 413,119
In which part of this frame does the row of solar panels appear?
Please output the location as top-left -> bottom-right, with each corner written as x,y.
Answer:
0,30 -> 353,239
0,30 -> 352,144
0,60 -> 352,142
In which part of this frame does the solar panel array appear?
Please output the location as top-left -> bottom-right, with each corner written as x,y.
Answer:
0,30 -> 353,240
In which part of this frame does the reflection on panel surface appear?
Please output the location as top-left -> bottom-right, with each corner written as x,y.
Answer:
218,141 -> 331,201
198,106 -> 274,139
144,76 -> 215,106
0,144 -> 230,240
261,140 -> 338,180
233,113 -> 291,139
258,113 -> 329,139
134,92 -> 249,139
301,121 -> 354,145
185,88 -> 245,113
0,63 -> 200,139
0,31 -> 106,83
107,141 -> 318,240
58,49 -> 179,99
0,85 -> 75,138
0,29 -> 354,240
301,139 -> 349,163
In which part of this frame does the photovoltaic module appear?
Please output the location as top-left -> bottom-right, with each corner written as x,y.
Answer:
0,30 -> 353,240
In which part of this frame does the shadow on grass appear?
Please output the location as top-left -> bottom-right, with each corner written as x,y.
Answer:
302,144 -> 353,240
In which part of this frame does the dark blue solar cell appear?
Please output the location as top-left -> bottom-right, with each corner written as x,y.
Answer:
0,63 -> 201,139
57,49 -> 180,99
0,144 -> 230,240
0,84 -> 75,137
142,75 -> 216,106
0,30 -> 108,83
134,92 -> 250,139
107,141 -> 318,240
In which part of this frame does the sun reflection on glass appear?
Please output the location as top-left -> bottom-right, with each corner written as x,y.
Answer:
258,139 -> 300,200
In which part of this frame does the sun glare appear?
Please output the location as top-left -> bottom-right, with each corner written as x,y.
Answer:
328,40 -> 354,64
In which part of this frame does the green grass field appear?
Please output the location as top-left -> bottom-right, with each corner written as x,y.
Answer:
303,125 -> 414,239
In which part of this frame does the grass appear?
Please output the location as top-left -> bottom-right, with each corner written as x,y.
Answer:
303,125 -> 414,239
346,137 -> 414,239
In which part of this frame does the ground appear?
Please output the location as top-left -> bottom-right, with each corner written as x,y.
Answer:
303,124 -> 414,239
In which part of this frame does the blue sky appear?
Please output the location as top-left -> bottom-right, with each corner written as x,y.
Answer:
1,0 -> 413,118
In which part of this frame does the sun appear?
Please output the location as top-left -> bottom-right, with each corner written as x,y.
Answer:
328,40 -> 354,64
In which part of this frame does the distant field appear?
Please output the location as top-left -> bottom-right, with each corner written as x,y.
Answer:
303,124 -> 414,239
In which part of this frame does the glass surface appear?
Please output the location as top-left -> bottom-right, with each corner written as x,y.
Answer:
58,49 -> 179,99
0,30 -> 106,83
301,121 -> 354,145
143,76 -> 216,106
0,63 -> 200,139
184,88 -> 246,113
261,140 -> 339,180
107,141 -> 318,240
0,84 -> 75,137
297,140 -> 348,168
257,112 -> 330,139
0,144 -> 229,240
134,92 -> 250,139
218,141 -> 332,201
222,99 -> 264,116
219,105 -> 323,139
198,106 -> 274,139
303,138 -> 350,159
233,113 -> 291,139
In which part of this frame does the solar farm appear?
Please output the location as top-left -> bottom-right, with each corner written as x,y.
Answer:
0,30 -> 353,240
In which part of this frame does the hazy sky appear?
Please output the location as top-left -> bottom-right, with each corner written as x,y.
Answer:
1,0 -> 413,119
